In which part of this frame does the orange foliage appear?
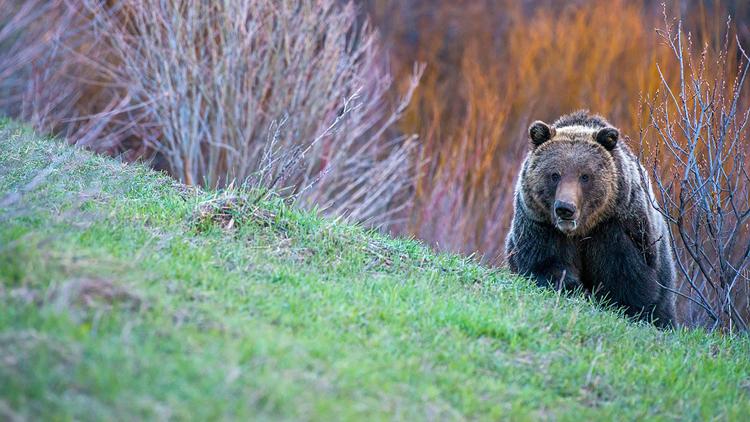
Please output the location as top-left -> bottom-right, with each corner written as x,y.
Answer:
369,0 -> 741,262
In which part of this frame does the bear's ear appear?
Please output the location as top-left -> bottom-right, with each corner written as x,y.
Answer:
594,127 -> 619,151
529,121 -> 555,147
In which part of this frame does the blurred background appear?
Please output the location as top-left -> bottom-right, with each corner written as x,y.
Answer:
364,0 -> 750,261
1,0 -> 748,329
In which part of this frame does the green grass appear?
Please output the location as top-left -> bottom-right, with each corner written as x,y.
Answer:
0,121 -> 748,421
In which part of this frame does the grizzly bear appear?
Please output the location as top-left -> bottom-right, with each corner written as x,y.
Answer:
505,110 -> 676,328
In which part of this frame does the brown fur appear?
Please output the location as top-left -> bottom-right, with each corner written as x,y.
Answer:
521,138 -> 618,236
505,110 -> 676,327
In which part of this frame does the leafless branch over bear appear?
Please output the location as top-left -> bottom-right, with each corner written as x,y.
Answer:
505,110 -> 676,328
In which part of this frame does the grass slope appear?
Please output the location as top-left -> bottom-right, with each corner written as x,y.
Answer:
0,121 -> 748,421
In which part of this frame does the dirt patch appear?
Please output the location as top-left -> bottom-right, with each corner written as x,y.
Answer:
47,277 -> 143,312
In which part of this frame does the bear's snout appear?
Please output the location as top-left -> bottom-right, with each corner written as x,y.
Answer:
553,177 -> 582,233
554,200 -> 577,219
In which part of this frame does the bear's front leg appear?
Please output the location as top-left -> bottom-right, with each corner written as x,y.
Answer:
580,220 -> 674,328
529,258 -> 582,292
506,220 -> 581,292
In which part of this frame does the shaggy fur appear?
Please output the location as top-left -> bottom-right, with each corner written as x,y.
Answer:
505,110 -> 676,328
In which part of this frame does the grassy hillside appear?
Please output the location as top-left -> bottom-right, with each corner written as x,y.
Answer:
1,121 -> 749,420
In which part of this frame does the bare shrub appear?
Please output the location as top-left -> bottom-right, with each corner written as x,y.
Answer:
0,1 -> 69,128
0,1 -> 63,88
75,0 -> 420,227
0,1 -> 132,149
1,0 -> 420,228
639,14 -> 750,331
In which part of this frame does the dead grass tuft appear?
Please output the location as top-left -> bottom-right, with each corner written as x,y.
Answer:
193,195 -> 276,232
171,181 -> 202,202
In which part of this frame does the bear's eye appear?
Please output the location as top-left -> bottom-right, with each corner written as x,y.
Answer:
550,173 -> 561,183
580,174 -> 590,183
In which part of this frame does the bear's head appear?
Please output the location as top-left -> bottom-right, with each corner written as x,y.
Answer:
521,119 -> 620,236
